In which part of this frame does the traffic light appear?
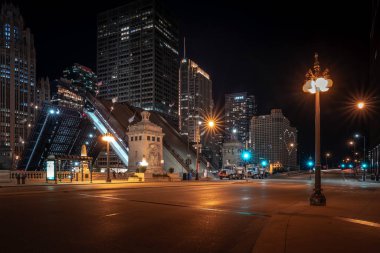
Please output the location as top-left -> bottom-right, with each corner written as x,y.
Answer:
307,160 -> 314,168
241,150 -> 251,161
340,163 -> 346,169
261,160 -> 268,167
361,163 -> 368,170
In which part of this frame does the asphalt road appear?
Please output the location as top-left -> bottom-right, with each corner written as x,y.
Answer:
1,179 -> 380,253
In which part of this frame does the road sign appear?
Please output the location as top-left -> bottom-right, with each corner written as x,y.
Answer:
185,158 -> 192,165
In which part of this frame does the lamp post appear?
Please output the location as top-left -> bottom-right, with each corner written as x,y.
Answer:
102,132 -> 115,183
325,153 -> 331,170
303,53 -> 333,206
195,118 -> 216,180
195,121 -> 201,180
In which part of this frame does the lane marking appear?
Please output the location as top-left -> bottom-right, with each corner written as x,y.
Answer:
79,193 -> 124,200
105,213 -> 120,217
129,199 -> 270,217
335,217 -> 380,229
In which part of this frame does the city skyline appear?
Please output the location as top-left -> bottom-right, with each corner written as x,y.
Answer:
4,0 -> 376,164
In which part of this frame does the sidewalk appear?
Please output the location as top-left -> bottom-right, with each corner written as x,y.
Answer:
252,201 -> 380,253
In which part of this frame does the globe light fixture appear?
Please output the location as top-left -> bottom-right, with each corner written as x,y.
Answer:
303,53 -> 332,206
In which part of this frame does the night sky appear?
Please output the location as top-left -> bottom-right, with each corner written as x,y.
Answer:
8,0 -> 376,165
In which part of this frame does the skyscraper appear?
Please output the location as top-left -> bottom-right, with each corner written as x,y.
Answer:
0,4 -> 36,165
224,92 -> 256,145
36,77 -> 51,108
250,109 -> 298,170
63,63 -> 98,94
97,0 -> 179,117
179,58 -> 212,143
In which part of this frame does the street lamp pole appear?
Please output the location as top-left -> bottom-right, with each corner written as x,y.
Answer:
314,89 -> 322,197
195,122 -> 200,180
102,133 -> 114,183
106,138 -> 111,183
303,53 -> 332,206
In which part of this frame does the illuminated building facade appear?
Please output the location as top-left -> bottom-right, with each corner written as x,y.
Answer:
0,4 -> 37,166
63,63 -> 98,94
97,0 -> 179,117
36,77 -> 51,108
250,109 -> 298,169
179,58 -> 212,142
224,92 -> 256,145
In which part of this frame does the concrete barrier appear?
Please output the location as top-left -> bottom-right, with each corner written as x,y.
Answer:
0,170 -> 10,183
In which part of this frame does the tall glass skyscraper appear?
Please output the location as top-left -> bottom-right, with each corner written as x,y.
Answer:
97,0 -> 179,117
0,4 -> 37,166
179,58 -> 212,143
224,92 -> 257,145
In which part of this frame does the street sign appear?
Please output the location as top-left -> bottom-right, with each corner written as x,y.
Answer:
185,158 -> 192,165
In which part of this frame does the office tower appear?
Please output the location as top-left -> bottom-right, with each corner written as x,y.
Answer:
63,63 -> 98,94
0,4 -> 36,165
36,77 -> 51,108
97,0 -> 179,117
250,109 -> 298,169
179,58 -> 212,142
224,92 -> 256,145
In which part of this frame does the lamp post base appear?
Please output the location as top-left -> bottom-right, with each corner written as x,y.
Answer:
310,189 -> 326,206
106,178 -> 112,183
195,173 -> 199,180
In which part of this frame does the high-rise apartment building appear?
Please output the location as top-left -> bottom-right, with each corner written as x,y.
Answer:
97,0 -> 179,117
250,109 -> 298,169
0,4 -> 37,165
224,92 -> 256,145
179,58 -> 212,143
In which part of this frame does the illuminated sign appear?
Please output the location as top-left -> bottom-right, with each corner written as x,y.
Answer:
46,160 -> 55,180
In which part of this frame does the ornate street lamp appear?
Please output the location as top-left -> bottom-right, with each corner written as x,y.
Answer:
102,132 -> 115,183
303,53 -> 333,206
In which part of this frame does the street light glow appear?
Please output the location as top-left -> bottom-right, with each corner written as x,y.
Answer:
102,133 -> 115,142
357,101 -> 365,110
207,120 -> 215,128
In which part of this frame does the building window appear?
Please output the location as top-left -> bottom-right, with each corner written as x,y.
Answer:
147,136 -> 150,141
152,136 -> 155,141
157,137 -> 160,142
130,136 -> 133,141
139,136 -> 142,140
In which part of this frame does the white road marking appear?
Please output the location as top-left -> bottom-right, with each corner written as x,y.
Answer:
105,213 -> 120,217
336,217 -> 380,229
79,193 -> 124,200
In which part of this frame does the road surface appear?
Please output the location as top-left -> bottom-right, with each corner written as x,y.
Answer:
1,179 -> 379,253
